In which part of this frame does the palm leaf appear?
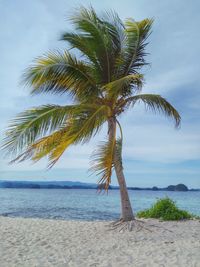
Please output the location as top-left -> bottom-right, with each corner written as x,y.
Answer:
103,74 -> 143,98
2,105 -> 75,156
48,105 -> 109,167
2,103 -> 105,157
10,128 -> 68,163
69,7 -> 124,83
10,105 -> 109,167
71,7 -> 111,82
61,32 -> 100,74
121,18 -> 153,75
23,51 -> 99,101
123,94 -> 181,127
90,135 -> 116,190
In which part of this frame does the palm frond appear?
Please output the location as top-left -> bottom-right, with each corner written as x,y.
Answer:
10,128 -> 68,164
2,105 -> 75,156
47,105 -> 109,167
23,51 -> 99,101
121,18 -> 153,75
61,32 -> 100,73
124,94 -> 181,127
101,10 -> 124,59
69,6 -> 125,83
103,74 -> 143,98
10,105 -> 109,167
90,137 -> 116,190
71,7 -> 111,82
2,103 -> 106,157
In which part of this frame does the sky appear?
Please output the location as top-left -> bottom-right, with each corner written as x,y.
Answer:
0,0 -> 200,188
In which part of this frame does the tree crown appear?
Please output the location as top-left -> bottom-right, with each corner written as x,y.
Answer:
2,7 -> 181,189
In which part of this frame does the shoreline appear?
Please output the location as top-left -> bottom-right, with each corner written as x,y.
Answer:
0,216 -> 199,267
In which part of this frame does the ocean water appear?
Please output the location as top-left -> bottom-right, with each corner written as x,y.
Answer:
0,189 -> 199,221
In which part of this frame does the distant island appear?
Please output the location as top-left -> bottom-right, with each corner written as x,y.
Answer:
0,181 -> 199,191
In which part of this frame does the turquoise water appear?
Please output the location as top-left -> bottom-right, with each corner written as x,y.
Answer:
0,189 -> 199,220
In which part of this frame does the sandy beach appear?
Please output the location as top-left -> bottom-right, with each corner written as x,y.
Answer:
0,217 -> 199,267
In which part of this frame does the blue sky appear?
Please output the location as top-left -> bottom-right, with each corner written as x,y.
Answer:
0,0 -> 200,188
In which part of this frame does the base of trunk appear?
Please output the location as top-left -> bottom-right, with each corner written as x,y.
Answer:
109,218 -> 151,232
108,218 -> 174,233
120,215 -> 135,222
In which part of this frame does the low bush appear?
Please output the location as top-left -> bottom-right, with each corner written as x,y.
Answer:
137,197 -> 193,220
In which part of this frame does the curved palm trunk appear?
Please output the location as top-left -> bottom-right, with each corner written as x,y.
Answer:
108,118 -> 134,221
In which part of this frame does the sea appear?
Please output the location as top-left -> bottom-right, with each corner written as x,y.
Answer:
0,189 -> 199,221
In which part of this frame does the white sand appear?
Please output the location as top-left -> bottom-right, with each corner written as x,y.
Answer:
0,217 -> 200,267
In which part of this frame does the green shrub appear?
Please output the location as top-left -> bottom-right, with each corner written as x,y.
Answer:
137,197 -> 193,220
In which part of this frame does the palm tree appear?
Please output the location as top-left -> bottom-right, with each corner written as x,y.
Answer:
2,7 -> 180,223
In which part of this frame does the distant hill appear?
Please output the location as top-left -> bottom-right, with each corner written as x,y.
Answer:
0,181 -> 199,191
0,180 -> 97,189
166,184 -> 189,191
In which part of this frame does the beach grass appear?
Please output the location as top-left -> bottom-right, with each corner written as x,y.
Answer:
137,197 -> 194,220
